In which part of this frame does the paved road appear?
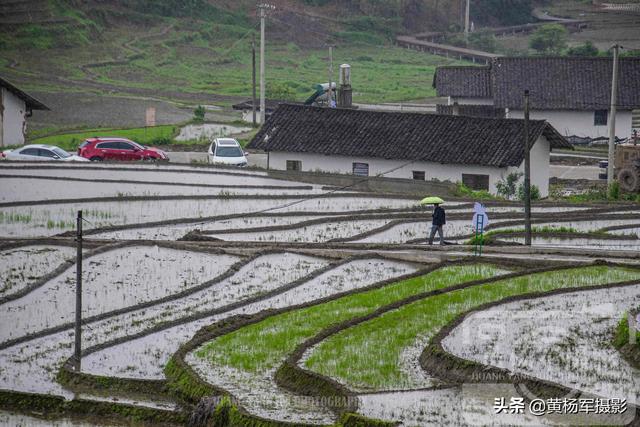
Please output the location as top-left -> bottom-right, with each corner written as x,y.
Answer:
166,151 -> 208,164
167,151 -> 268,169
549,165 -> 601,180
550,152 -> 606,161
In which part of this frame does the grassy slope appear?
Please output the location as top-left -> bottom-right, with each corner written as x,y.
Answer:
305,265 -> 640,390
0,2 -> 465,107
195,264 -> 506,372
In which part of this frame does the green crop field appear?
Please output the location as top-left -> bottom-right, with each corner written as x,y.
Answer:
195,264 -> 507,372
305,265 -> 640,390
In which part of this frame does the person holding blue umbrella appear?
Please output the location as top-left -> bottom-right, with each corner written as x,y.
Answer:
420,196 -> 446,245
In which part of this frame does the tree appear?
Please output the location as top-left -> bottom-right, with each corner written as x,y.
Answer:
567,41 -> 600,57
529,24 -> 568,55
496,172 -> 523,200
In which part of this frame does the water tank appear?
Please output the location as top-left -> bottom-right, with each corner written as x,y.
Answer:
339,64 -> 351,86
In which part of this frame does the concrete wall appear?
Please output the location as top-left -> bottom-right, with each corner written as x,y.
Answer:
269,152 -> 502,195
509,109 -> 634,139
509,136 -> 551,198
268,136 -> 552,197
1,88 -> 27,146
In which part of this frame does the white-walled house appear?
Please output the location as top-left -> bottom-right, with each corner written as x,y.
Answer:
0,77 -> 49,147
247,104 -> 571,198
433,57 -> 640,140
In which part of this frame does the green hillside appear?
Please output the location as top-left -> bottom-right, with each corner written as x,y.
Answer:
0,0 -> 478,105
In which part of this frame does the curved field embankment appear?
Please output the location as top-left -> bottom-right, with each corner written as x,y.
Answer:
418,272 -> 640,425
299,264 -> 640,391
171,260 -> 523,424
169,260 -> 637,427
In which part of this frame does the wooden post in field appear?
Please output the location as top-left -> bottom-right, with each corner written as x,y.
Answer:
607,44 -> 621,189
74,210 -> 83,371
630,310 -> 638,346
252,34 -> 257,126
523,90 -> 532,246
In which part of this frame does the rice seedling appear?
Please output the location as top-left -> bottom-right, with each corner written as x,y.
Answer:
304,265 -> 640,390
195,264 -> 507,373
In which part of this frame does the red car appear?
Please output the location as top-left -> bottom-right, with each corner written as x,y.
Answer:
78,137 -> 169,162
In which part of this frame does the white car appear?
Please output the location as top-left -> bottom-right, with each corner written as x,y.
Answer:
208,138 -> 248,167
1,144 -> 88,162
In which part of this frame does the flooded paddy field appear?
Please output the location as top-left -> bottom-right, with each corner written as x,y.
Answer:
443,285 -> 640,405
0,195 -> 419,238
1,177 -> 320,202
1,163 -> 639,426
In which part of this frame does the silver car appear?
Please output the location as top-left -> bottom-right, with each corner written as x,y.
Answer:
208,138 -> 248,167
1,144 -> 88,162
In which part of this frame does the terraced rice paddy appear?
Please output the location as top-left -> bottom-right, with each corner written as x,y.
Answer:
0,163 -> 638,426
304,266 -> 640,391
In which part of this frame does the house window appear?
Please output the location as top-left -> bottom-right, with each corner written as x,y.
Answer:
286,160 -> 302,171
594,110 -> 608,126
462,174 -> 490,191
352,162 -> 369,176
412,171 -> 425,180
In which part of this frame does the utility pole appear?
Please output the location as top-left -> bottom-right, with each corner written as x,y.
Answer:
74,210 -> 83,371
258,4 -> 273,124
328,46 -> 334,107
252,34 -> 257,126
464,0 -> 470,39
607,44 -> 621,188
523,90 -> 532,246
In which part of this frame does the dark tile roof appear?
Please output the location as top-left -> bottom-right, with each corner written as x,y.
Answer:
247,104 -> 571,168
436,104 -> 505,119
0,76 -> 49,110
493,57 -> 640,110
433,66 -> 491,98
434,57 -> 640,110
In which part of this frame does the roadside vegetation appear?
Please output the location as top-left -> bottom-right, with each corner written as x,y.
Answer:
23,122 -> 259,151
27,125 -> 178,151
305,265 -> 640,390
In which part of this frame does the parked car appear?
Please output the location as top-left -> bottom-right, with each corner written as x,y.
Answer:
78,137 -> 169,162
1,144 -> 88,162
208,138 -> 248,167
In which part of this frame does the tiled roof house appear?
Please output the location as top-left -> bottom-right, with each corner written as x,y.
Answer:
433,57 -> 640,139
248,104 -> 570,197
1,76 -> 49,147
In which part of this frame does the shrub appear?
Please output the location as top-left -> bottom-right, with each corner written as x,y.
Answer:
193,105 -> 206,123
608,181 -> 620,200
567,41 -> 600,57
454,182 -> 495,200
517,183 -> 540,201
